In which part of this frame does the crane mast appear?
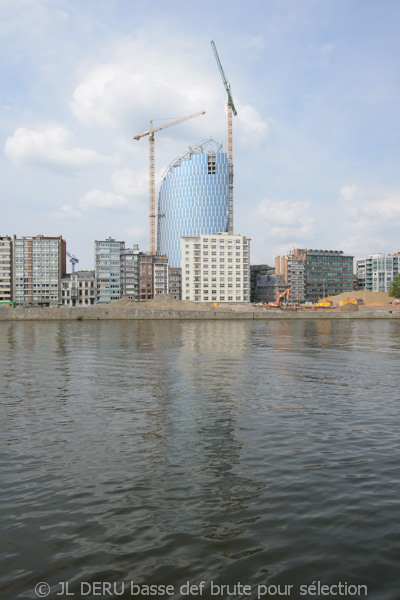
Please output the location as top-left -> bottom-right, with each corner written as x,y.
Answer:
66,251 -> 79,273
211,40 -> 237,235
134,110 -> 206,255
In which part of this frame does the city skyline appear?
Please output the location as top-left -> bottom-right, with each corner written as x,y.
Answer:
2,0 -> 400,270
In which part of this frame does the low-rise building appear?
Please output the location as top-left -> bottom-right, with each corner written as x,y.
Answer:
62,271 -> 96,306
181,233 -> 251,303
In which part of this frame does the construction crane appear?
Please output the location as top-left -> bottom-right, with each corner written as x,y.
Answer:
133,110 -> 206,255
211,40 -> 237,235
66,251 -> 79,273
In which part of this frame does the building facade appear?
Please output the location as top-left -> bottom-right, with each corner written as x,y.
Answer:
157,139 -> 229,268
137,253 -> 169,301
61,272 -> 96,306
154,255 -> 169,296
95,238 -> 125,304
357,253 -> 400,292
12,235 -> 66,306
181,233 -> 250,303
124,245 -> 140,301
276,249 -> 353,303
168,267 -> 182,300
138,253 -> 154,301
0,236 -> 12,303
250,266 -> 286,304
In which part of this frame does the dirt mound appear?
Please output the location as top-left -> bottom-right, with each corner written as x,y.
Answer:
108,294 -> 212,312
143,294 -> 212,311
329,291 -> 391,305
340,302 -> 359,312
109,296 -> 136,308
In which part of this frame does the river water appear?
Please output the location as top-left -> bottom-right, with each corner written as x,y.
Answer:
0,320 -> 399,600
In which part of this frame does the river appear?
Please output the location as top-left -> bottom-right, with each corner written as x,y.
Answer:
0,320 -> 399,600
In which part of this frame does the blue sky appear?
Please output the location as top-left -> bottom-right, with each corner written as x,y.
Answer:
1,0 -> 400,269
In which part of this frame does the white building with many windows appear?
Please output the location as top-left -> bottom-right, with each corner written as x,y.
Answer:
0,236 -> 12,304
181,233 -> 250,303
357,252 -> 400,292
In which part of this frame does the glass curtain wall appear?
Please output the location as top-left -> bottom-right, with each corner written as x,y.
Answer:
157,140 -> 229,268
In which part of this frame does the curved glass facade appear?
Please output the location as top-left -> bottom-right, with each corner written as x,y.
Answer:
157,141 -> 229,267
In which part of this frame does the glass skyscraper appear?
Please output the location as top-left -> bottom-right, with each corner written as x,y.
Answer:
157,139 -> 229,267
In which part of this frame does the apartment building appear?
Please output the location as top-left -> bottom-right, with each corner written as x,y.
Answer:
12,235 -> 66,306
181,233 -> 251,303
168,267 -> 182,300
95,238 -> 125,303
357,253 -> 400,292
154,255 -> 168,296
0,236 -> 12,303
137,253 -> 169,301
124,245 -> 140,301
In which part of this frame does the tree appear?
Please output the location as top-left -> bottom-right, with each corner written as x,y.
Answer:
388,274 -> 400,298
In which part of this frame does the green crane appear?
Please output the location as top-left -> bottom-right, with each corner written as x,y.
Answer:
211,40 -> 237,234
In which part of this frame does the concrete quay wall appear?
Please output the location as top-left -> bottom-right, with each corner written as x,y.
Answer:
1,307 -> 400,321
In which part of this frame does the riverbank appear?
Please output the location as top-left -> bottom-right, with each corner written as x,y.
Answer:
1,303 -> 400,320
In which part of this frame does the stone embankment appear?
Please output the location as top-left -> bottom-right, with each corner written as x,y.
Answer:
1,295 -> 400,320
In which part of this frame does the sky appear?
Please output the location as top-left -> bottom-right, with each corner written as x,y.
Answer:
1,0 -> 400,270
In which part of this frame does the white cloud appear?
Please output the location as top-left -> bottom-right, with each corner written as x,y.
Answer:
123,225 -> 148,240
237,105 -> 269,148
255,198 -> 315,239
79,189 -> 129,212
339,184 -> 400,257
4,125 -> 113,172
51,204 -> 82,219
69,44 -> 209,132
69,35 -> 266,146
111,167 -> 148,199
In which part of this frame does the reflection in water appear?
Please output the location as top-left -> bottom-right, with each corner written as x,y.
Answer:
0,320 -> 400,600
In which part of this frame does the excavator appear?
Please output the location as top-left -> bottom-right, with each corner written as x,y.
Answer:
268,289 -> 290,308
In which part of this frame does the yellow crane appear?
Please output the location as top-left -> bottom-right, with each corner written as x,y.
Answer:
211,40 -> 237,235
133,110 -> 206,255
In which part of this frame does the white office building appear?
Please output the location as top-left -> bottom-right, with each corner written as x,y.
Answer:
181,233 -> 250,303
